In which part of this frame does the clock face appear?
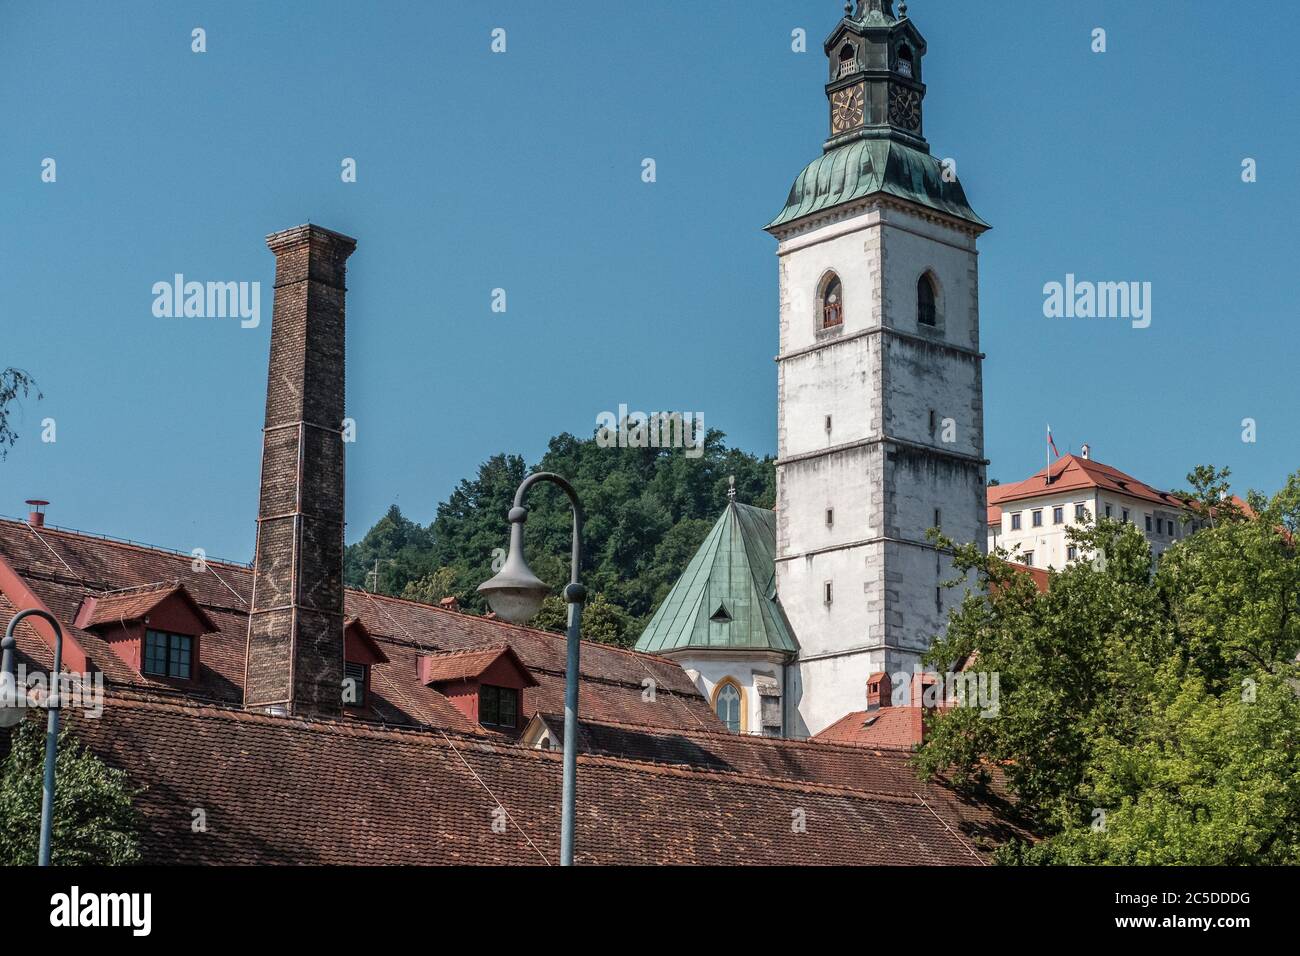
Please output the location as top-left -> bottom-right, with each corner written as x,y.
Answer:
889,86 -> 922,132
830,84 -> 865,134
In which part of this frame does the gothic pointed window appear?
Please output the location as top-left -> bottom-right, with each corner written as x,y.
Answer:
917,273 -> 937,327
714,680 -> 743,733
820,273 -> 844,329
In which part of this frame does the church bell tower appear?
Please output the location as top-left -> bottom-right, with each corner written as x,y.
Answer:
766,1 -> 990,737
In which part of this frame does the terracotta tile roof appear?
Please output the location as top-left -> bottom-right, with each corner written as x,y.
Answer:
0,519 -> 721,735
1004,561 -> 1051,593
526,714 -> 1028,853
418,644 -> 538,687
65,694 -> 993,865
813,707 -> 924,750
74,581 -> 217,631
986,454 -> 1203,513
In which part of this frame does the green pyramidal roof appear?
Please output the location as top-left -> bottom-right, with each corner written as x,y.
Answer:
635,502 -> 799,657
766,138 -> 988,232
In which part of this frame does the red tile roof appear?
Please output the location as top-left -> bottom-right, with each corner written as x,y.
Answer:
73,581 -> 216,632
64,695 -> 997,865
0,518 -> 1027,865
987,454 -> 1182,510
813,707 -> 925,750
418,644 -> 537,687
0,519 -> 720,734
1004,561 -> 1050,593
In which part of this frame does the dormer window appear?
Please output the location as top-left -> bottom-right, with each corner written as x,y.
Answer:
418,644 -> 538,733
896,45 -> 914,77
144,629 -> 193,679
75,582 -> 215,682
480,684 -> 519,728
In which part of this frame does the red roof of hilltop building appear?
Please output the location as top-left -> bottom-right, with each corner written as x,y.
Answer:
987,453 -> 1183,511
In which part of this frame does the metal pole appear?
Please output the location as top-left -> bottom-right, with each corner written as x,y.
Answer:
560,586 -> 583,866
511,473 -> 585,865
4,608 -> 64,866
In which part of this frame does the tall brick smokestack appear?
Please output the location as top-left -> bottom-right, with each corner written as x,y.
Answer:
244,224 -> 357,716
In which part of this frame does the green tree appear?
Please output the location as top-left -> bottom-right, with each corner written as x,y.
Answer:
918,466 -> 1300,864
532,592 -> 636,648
343,504 -> 438,595
344,427 -> 774,638
0,720 -> 142,865
0,368 -> 41,460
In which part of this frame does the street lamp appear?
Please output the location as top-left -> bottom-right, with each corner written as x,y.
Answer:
477,472 -> 585,866
2,608 -> 65,866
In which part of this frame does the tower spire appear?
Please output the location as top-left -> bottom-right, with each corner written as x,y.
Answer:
823,0 -> 926,149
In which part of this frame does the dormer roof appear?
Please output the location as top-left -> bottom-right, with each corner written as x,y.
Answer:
417,644 -> 538,688
74,581 -> 217,633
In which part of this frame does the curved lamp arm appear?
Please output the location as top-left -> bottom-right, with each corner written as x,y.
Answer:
2,608 -> 65,704
513,472 -> 585,598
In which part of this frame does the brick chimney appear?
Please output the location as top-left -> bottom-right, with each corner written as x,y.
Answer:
866,671 -> 891,711
244,224 -> 357,716
24,499 -> 48,528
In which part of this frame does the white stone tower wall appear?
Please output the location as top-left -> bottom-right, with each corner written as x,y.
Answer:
774,203 -> 986,737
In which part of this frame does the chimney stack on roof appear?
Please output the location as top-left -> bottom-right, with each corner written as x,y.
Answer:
866,671 -> 892,710
244,224 -> 357,717
24,499 -> 49,528
1081,442 -> 1090,460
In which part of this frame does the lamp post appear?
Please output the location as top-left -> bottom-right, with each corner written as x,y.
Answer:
477,472 -> 585,866
2,608 -> 65,866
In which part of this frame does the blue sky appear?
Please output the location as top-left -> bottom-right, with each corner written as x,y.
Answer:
2,1 -> 1296,562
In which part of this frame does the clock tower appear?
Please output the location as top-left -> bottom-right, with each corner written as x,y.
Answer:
825,0 -> 927,147
766,0 -> 990,737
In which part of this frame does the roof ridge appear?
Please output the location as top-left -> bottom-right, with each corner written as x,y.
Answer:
353,587 -> 684,666
94,691 -> 936,806
535,711 -> 920,759
0,517 -> 254,572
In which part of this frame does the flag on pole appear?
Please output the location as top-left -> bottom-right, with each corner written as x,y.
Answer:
1047,424 -> 1060,458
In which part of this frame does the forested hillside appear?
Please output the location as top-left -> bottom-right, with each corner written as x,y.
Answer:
344,428 -> 775,647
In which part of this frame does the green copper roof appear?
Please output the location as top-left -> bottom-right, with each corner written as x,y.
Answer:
766,138 -> 988,231
635,502 -> 799,657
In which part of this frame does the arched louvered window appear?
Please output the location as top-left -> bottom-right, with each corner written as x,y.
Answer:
820,273 -> 844,329
917,273 -> 937,327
